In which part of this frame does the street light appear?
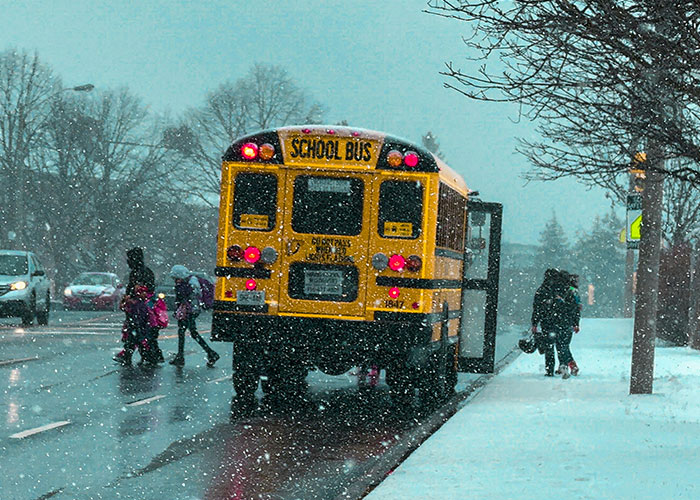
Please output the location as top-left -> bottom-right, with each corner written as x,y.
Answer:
69,84 -> 95,92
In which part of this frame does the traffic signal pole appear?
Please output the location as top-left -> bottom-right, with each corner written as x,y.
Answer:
629,147 -> 663,394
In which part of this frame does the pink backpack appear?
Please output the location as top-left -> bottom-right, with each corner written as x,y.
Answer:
147,296 -> 169,328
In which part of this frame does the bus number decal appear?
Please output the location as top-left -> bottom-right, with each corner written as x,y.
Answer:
239,214 -> 269,229
383,221 -> 413,237
384,299 -> 404,309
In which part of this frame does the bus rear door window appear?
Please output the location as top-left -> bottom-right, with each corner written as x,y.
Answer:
292,175 -> 363,236
232,173 -> 278,231
378,180 -> 423,239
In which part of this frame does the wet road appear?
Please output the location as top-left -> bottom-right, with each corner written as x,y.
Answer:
1,311 -> 521,500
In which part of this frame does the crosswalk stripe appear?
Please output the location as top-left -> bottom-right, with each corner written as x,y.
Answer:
10,420 -> 71,439
0,356 -> 40,366
125,395 -> 166,407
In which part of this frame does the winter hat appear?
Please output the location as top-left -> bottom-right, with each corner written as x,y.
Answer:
170,265 -> 190,280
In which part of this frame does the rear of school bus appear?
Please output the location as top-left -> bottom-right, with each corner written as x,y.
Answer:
211,125 -> 467,408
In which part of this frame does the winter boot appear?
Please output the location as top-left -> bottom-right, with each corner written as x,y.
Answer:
555,365 -> 564,375
207,351 -> 220,368
568,360 -> 579,376
368,366 -> 380,387
113,349 -> 133,366
560,364 -> 570,379
169,355 -> 185,366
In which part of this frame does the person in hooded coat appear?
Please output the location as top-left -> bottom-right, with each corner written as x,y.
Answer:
114,247 -> 160,366
168,264 -> 219,367
530,268 -> 579,377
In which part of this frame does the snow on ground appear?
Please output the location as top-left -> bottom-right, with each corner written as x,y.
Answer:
367,318 -> 700,500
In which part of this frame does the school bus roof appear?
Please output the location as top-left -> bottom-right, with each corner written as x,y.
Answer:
223,125 -> 469,193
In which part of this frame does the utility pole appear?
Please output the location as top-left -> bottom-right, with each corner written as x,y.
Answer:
623,171 -> 636,318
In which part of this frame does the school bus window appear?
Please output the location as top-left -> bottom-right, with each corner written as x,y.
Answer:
292,175 -> 363,236
378,180 -> 423,239
436,183 -> 466,251
232,172 -> 277,231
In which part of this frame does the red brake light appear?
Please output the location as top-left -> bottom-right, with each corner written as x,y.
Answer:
403,151 -> 419,167
388,287 -> 401,299
245,279 -> 257,290
388,254 -> 405,272
227,245 -> 244,262
241,142 -> 258,160
406,255 -> 422,272
244,246 -> 261,264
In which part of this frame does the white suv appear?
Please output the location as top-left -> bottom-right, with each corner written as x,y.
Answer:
0,250 -> 51,326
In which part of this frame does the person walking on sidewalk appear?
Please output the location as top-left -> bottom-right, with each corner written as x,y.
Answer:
530,269 -> 579,377
168,265 -> 220,368
558,271 -> 582,376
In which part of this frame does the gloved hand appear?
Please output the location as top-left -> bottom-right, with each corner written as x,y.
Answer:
573,325 -> 580,334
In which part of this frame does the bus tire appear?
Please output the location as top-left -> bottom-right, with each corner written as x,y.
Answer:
387,357 -> 414,414
232,339 -> 259,408
420,303 -> 451,408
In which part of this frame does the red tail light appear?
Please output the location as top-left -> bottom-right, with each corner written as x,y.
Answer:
388,287 -> 401,299
388,254 -> 405,272
241,142 -> 258,160
244,246 -> 261,263
403,151 -> 419,167
245,279 -> 257,290
406,255 -> 422,272
227,245 -> 244,262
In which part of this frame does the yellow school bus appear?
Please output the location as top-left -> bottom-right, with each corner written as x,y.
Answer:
211,125 -> 502,412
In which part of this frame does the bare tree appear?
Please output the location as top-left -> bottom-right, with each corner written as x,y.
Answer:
425,1 -> 697,394
167,63 -> 325,205
0,48 -> 60,248
30,89 -> 175,282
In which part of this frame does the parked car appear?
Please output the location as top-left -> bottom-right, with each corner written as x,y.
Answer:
63,272 -> 124,311
154,270 -> 214,312
0,250 -> 51,326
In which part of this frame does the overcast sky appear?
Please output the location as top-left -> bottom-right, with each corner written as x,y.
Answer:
2,0 -> 620,245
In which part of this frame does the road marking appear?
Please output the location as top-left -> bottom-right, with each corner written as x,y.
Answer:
0,356 -> 39,366
10,420 -> 71,439
207,375 -> 232,384
125,395 -> 166,407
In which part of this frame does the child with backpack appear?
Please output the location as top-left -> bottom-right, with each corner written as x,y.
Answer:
168,265 -> 219,368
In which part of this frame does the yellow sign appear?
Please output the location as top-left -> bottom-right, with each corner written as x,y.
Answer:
629,214 -> 642,240
279,132 -> 382,167
383,221 -> 413,237
239,214 -> 269,230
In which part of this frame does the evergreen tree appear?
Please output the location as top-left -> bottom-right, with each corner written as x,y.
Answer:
572,209 -> 626,317
421,131 -> 445,160
535,211 -> 570,275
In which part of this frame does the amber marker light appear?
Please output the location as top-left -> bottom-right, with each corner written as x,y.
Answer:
259,143 -> 275,160
388,287 -> 401,299
387,150 -> 403,167
245,279 -> 257,290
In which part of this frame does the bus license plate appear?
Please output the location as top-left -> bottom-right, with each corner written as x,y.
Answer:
304,270 -> 343,295
236,290 -> 265,306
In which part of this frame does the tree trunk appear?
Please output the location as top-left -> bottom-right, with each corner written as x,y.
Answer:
623,249 -> 635,317
630,153 -> 663,394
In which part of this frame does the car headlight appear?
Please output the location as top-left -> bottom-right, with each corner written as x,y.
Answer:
64,288 -> 72,296
10,281 -> 28,291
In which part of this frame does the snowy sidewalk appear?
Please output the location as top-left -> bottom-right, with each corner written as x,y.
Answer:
367,318 -> 700,500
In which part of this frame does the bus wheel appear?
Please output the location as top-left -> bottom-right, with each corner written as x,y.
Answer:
386,357 -> 414,415
231,339 -> 259,418
420,303 -> 451,408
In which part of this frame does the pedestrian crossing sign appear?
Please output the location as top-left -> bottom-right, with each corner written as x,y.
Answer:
626,193 -> 642,250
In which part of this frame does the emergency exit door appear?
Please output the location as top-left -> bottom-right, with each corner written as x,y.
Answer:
458,200 -> 503,373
